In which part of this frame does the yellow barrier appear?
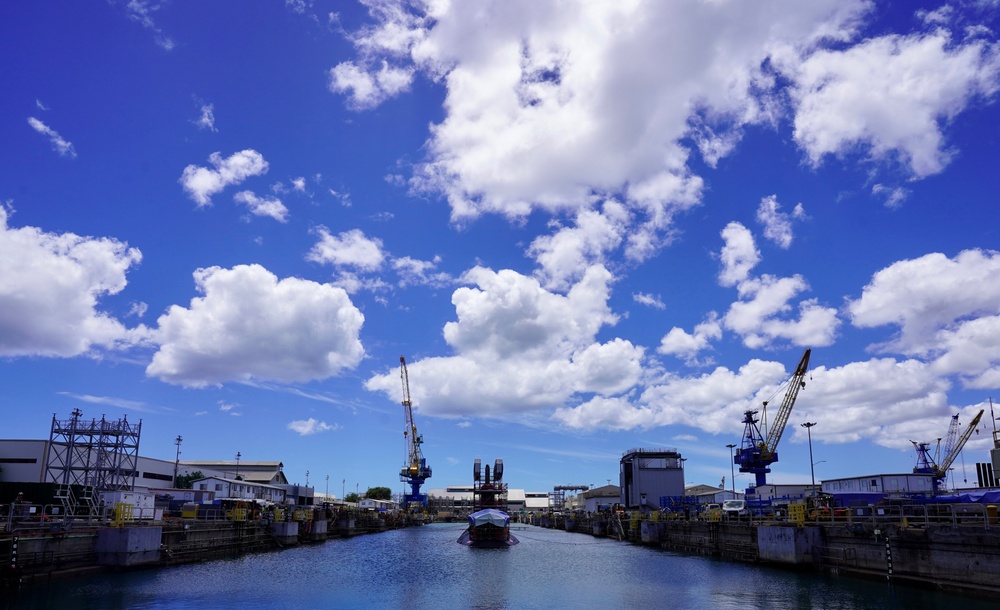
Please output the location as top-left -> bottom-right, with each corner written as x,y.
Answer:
788,503 -> 805,526
111,502 -> 135,527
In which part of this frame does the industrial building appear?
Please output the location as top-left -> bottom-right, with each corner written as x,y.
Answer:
619,447 -> 684,510
426,486 -> 551,516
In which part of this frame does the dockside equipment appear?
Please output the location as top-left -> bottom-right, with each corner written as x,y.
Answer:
734,349 -> 811,492
912,409 -> 984,493
399,356 -> 432,508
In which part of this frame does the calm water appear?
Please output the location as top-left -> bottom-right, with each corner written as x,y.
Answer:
3,523 -> 994,609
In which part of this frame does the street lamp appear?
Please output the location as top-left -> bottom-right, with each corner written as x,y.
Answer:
306,470 -> 310,486
726,443 -> 737,496
326,474 -> 330,499
235,451 -> 241,479
801,422 -> 817,497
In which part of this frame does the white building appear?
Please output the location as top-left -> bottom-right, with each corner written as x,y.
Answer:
187,476 -> 286,504
822,473 -> 935,498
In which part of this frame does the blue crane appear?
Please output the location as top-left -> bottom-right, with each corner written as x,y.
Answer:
912,409 -> 984,493
399,356 -> 432,509
734,349 -> 811,492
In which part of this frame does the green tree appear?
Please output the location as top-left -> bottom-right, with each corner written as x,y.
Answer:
175,471 -> 204,489
344,492 -> 360,503
365,486 -> 392,500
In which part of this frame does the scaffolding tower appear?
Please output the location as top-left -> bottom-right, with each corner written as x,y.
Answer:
44,409 -> 142,492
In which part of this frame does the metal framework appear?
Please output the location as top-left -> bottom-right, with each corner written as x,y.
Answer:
44,409 -> 141,492
399,356 -> 431,508
735,349 -> 811,489
549,485 -> 589,510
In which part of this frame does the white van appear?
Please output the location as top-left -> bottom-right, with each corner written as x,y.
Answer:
722,499 -> 748,516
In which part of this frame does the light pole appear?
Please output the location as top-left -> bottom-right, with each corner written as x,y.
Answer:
235,451 -> 241,479
726,444 -> 736,496
326,474 -> 330,499
173,435 -> 183,485
801,422 -> 817,497
306,470 -> 310,486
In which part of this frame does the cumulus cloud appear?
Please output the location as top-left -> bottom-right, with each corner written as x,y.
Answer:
0,206 -> 146,358
392,256 -> 453,288
658,313 -> 723,365
785,30 -> 1000,178
307,227 -> 385,271
180,150 -> 269,207
718,222 -> 839,349
234,191 -> 289,222
527,201 -> 629,291
848,249 -> 1000,387
147,264 -> 364,387
330,0 -> 877,269
287,418 -> 340,435
329,60 -> 415,110
366,265 -> 643,416
718,222 -> 760,287
633,292 -> 665,310
756,195 -> 804,249
27,117 -> 76,158
556,358 -> 788,432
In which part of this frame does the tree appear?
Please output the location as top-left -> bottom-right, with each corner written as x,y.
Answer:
366,486 -> 392,500
344,492 -> 360,503
175,471 -> 204,489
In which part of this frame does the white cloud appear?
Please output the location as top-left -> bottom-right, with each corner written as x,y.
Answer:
35,99 -> 48,111
633,292 -> 665,310
234,191 -> 289,223
785,30 -> 1000,178
848,249 -> 1000,387
291,177 -> 307,192
193,102 -> 217,132
718,222 -> 839,349
718,222 -> 760,287
336,0 -> 871,263
724,275 -> 839,349
0,206 -> 146,357
179,150 -> 269,207
365,265 -> 643,416
557,358 -> 788,432
392,256 -> 453,288
658,313 -> 723,365
756,195 -> 804,249
329,60 -> 415,110
287,418 -> 340,435
307,227 -> 385,271
27,117 -> 76,158
527,201 -> 628,291
147,264 -> 364,387
124,0 -> 175,50
871,184 -> 909,208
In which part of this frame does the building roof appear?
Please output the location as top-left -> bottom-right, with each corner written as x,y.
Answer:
581,484 -> 620,499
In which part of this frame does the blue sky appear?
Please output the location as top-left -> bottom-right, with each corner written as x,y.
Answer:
4,0 -> 1000,498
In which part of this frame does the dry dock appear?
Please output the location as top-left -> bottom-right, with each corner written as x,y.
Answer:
532,503 -> 1000,597
1,507 -> 419,588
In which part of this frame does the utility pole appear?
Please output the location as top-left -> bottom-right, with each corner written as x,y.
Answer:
306,470 -> 310,486
726,443 -> 736,496
173,435 -> 183,486
326,474 -> 330,499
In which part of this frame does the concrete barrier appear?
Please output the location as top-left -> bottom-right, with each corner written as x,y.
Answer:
757,525 -> 819,564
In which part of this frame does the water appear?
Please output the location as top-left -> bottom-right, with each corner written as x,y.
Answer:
3,523 -> 994,609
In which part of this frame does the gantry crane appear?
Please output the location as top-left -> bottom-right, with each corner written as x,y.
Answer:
734,348 -> 811,491
399,356 -> 432,509
912,409 -> 984,493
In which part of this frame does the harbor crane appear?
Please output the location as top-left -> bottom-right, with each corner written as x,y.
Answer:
734,348 -> 811,491
912,409 -> 984,493
399,356 -> 432,509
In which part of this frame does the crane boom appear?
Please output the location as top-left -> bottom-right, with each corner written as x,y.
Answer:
764,349 -> 811,456
938,409 -> 983,476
